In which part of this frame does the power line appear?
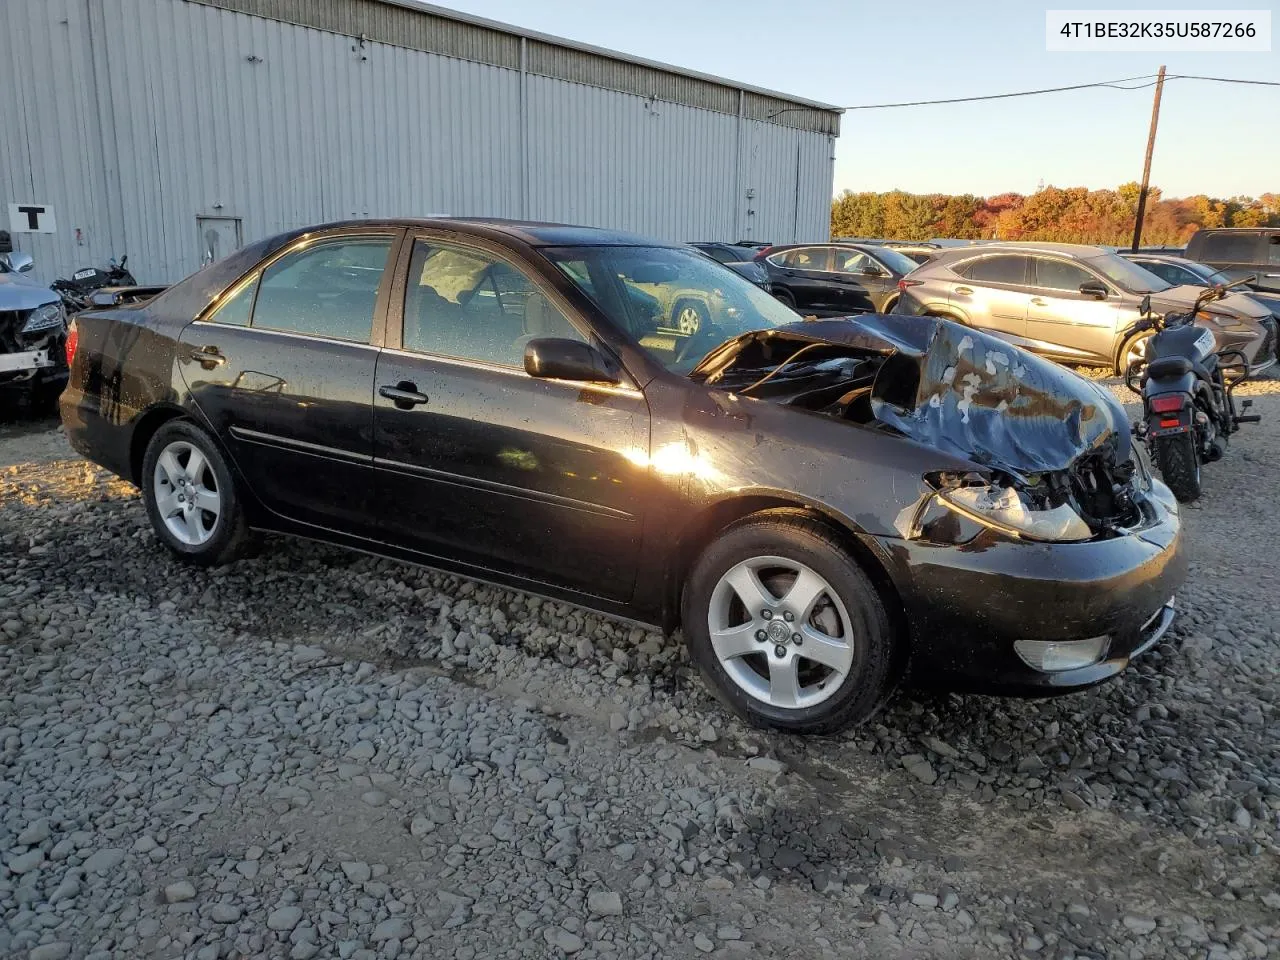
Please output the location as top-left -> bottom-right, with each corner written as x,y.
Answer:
839,74 -> 1162,110
771,72 -> 1280,115
1165,73 -> 1280,87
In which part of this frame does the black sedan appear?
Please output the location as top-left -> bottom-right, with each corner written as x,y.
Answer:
62,219 -> 1185,732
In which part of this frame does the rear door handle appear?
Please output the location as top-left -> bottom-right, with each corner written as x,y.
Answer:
189,346 -> 226,367
1030,297 -> 1047,306
954,286 -> 973,295
379,381 -> 429,409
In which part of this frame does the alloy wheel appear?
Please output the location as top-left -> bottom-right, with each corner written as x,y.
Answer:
676,304 -> 703,336
152,440 -> 221,546
706,556 -> 855,710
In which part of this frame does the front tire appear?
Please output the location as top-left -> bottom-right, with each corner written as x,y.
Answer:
1152,432 -> 1202,502
681,512 -> 898,734
1116,330 -> 1152,377
141,419 -> 251,567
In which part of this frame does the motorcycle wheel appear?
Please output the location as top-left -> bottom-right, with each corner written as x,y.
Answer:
1152,432 -> 1202,503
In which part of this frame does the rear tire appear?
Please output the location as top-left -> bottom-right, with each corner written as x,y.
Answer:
681,512 -> 899,734
1152,432 -> 1202,502
141,419 -> 252,567
772,287 -> 796,309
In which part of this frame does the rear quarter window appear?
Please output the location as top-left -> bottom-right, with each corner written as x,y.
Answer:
1195,233 -> 1261,263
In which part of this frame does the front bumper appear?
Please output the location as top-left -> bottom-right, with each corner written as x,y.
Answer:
875,492 -> 1186,695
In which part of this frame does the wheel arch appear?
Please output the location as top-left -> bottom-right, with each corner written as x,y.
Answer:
661,495 -> 912,664
128,403 -> 190,486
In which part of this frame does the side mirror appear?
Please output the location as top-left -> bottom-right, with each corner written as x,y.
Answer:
1,252 -> 34,273
1139,294 -> 1152,316
1079,280 -> 1108,300
524,338 -> 620,384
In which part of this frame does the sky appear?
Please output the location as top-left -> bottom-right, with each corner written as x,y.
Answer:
433,0 -> 1278,200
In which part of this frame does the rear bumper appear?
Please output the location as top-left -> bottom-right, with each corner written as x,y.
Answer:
875,493 -> 1185,695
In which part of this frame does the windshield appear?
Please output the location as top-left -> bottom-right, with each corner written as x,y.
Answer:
870,247 -> 922,275
1085,253 -> 1172,294
544,245 -> 800,374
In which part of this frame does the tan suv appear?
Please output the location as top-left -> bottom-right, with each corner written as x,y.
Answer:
896,242 -> 1271,374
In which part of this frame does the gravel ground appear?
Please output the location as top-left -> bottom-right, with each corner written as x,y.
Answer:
2,375 -> 1278,960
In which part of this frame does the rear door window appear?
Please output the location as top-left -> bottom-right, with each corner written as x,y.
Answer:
772,248 -> 831,271
252,237 -> 392,342
1199,233 -> 1261,263
1032,258 -> 1095,292
958,255 -> 1030,286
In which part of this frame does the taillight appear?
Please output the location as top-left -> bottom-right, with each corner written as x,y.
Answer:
898,278 -> 923,292
65,319 -> 79,367
1149,395 -> 1184,413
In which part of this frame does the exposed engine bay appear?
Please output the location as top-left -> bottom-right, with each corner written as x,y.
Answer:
692,315 -> 1146,538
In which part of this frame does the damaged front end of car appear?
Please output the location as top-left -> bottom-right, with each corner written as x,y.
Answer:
692,314 -> 1170,545
1,302 -> 68,395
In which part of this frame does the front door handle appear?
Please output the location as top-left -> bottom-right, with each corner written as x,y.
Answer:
1030,297 -> 1048,306
189,345 -> 226,368
954,286 -> 973,295
379,381 -> 429,409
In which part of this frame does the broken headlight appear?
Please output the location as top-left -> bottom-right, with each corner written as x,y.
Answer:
21,302 -> 66,335
937,481 -> 1093,543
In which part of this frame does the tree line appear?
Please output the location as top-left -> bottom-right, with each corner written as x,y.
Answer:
830,184 -> 1280,247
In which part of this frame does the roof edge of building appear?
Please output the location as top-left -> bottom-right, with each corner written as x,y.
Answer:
183,0 -> 841,134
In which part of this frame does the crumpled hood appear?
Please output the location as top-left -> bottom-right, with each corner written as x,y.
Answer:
695,314 -> 1130,478
0,271 -> 60,311
1151,284 -> 1269,321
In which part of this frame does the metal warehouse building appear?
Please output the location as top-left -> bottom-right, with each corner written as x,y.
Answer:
1,0 -> 842,285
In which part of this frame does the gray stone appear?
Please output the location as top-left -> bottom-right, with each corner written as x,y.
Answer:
1123,916 -> 1157,935
693,932 -> 716,953
163,881 -> 196,903
267,906 -> 304,932
341,861 -> 372,884
588,890 -> 623,916
82,848 -> 126,875
29,944 -> 72,960
543,927 -> 584,953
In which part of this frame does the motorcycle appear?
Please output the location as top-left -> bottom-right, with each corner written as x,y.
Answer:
1124,285 -> 1261,502
51,255 -> 137,313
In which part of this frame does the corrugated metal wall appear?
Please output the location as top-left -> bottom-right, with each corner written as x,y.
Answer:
0,0 -> 836,285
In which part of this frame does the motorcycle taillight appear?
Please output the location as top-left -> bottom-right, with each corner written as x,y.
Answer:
65,319 -> 79,367
1150,395 -> 1185,414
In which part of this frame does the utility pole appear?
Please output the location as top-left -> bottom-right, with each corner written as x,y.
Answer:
1130,65 -> 1166,252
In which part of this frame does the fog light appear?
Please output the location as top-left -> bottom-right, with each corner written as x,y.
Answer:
1014,636 -> 1109,673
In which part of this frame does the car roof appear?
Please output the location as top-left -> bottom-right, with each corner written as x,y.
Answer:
292,217 -> 676,248
1120,252 -> 1185,263
929,241 -> 1110,262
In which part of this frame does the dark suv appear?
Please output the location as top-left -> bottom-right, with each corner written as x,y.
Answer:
1184,228 -> 1280,294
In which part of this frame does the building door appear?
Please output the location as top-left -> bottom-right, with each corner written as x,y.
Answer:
197,217 -> 243,266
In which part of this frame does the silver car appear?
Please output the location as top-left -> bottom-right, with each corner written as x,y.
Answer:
1,251 -> 69,409
896,242 -> 1272,374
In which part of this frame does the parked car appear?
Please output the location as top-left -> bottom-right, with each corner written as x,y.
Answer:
826,242 -> 925,312
688,242 -> 770,290
1121,252 -> 1278,363
0,250 -> 69,411
1184,228 -> 1280,294
62,219 -> 1185,733
896,242 -> 1272,374
752,243 -> 876,315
